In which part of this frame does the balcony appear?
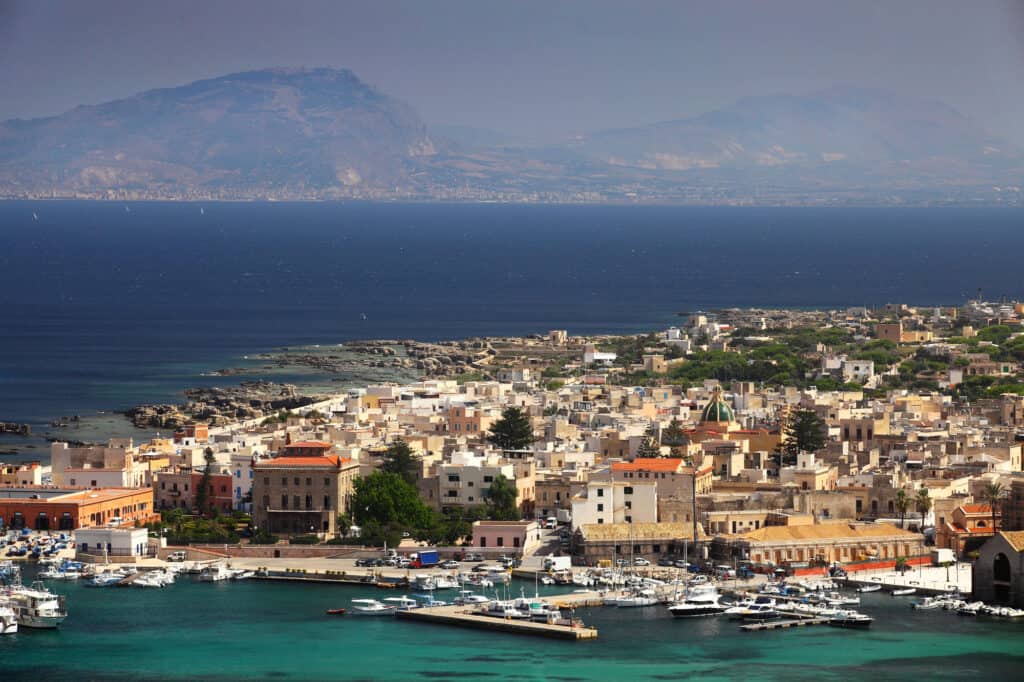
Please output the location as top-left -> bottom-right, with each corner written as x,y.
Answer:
265,507 -> 328,514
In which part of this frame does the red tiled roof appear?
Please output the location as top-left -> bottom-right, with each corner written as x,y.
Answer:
612,458 -> 686,473
961,504 -> 994,514
259,456 -> 349,468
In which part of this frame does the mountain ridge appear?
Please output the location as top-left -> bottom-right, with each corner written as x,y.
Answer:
1,67 -> 1020,204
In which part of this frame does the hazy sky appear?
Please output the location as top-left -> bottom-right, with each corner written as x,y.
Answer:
2,0 -> 1023,143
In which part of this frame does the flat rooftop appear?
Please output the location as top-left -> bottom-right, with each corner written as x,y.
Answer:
0,488 -> 78,500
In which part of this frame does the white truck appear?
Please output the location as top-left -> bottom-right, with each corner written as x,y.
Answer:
556,509 -> 572,525
931,548 -> 955,566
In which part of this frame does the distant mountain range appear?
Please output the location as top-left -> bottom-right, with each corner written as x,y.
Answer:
1,67 -> 1021,204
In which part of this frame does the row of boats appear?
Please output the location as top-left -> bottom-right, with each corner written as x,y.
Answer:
1,581 -> 68,633
664,582 -> 874,628
911,594 -> 1024,618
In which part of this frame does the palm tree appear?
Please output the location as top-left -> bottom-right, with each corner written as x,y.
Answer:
915,488 -> 932,528
894,557 -> 909,575
894,489 -> 911,529
981,482 -> 1005,534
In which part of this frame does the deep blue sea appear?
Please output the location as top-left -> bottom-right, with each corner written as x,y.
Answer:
0,201 -> 1022,453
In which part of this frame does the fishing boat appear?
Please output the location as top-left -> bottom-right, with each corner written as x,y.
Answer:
5,582 -> 67,628
911,596 -> 948,610
349,599 -> 397,616
454,590 -> 490,605
325,608 -> 346,616
382,596 -> 420,611
198,564 -> 233,582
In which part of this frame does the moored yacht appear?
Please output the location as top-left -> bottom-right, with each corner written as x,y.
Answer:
827,609 -> 873,628
667,585 -> 727,618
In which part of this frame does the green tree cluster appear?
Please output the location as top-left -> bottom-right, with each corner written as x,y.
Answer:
487,407 -> 535,450
775,408 -> 827,466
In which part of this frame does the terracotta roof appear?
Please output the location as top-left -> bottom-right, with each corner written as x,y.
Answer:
735,521 -> 919,543
257,456 -> 350,468
580,521 -> 706,542
611,458 -> 686,473
284,441 -> 332,449
960,504 -> 993,515
1000,531 -> 1024,553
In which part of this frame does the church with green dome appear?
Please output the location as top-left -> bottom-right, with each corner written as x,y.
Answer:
699,386 -> 736,426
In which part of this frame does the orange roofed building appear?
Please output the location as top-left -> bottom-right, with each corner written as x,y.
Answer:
610,458 -> 712,524
0,487 -> 156,531
251,450 -> 359,536
937,503 -> 1001,557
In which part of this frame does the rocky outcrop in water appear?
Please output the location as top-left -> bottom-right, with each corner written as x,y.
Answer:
123,381 -> 323,429
0,422 -> 31,436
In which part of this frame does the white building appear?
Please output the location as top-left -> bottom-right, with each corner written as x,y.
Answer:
75,527 -> 149,559
583,344 -> 617,365
570,479 -> 657,529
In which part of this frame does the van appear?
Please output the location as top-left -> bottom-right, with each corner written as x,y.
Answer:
106,516 -> 124,527
544,517 -> 558,529
168,551 -> 187,562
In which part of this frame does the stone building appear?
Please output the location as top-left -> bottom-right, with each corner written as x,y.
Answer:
972,531 -> 1024,606
251,449 -> 359,536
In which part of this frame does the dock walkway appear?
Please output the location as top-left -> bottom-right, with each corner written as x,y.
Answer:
396,604 -> 598,640
740,617 -> 830,631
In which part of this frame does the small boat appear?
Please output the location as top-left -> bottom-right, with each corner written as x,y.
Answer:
83,572 -> 125,588
891,588 -> 916,596
856,584 -> 882,593
828,610 -> 873,628
454,590 -> 490,605
615,588 -> 660,608
198,564 -> 232,582
349,599 -> 397,616
383,596 -> 420,611
325,608 -> 346,616
0,602 -> 18,634
912,597 -> 947,610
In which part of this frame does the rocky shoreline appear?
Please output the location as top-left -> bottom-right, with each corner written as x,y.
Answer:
122,381 -> 323,429
0,422 -> 32,436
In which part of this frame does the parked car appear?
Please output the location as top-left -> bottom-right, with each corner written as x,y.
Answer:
464,552 -> 483,562
633,557 -> 651,566
674,560 -> 689,569
354,558 -> 374,567
615,559 -> 630,567
658,557 -> 675,567
440,560 -> 460,569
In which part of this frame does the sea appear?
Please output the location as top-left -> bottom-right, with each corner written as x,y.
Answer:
3,201 -> 1024,678
2,201 -> 1023,459
2,567 -> 1024,681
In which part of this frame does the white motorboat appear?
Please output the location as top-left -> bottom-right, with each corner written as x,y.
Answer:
382,596 -> 419,611
5,582 -> 67,628
827,609 -> 873,628
667,585 -> 728,618
891,587 -> 917,596
540,576 -> 555,585
454,590 -> 490,605
614,588 -> 660,608
83,571 -> 125,587
957,601 -> 985,616
0,602 -> 18,634
856,584 -> 882,593
198,564 -> 233,582
229,569 -> 255,580
483,600 -> 530,620
350,599 -> 397,616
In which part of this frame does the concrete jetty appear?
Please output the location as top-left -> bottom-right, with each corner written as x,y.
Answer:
740,617 -> 830,631
396,604 -> 598,640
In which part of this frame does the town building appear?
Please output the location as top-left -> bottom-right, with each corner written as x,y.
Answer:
251,451 -> 359,536
0,487 -> 155,531
471,520 -> 541,553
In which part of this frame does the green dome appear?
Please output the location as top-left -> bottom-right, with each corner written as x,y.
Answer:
701,389 -> 734,423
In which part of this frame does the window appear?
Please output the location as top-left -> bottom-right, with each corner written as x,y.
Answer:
294,478 -> 300,486
324,478 -> 330,486
293,495 -> 300,509
625,501 -> 632,510
597,504 -> 604,512
513,537 -> 520,547
625,515 -> 632,523
306,478 -> 312,486
448,475 -> 460,482
597,488 -> 604,497
446,490 -> 458,497
305,495 -> 313,509
281,495 -> 288,509
483,475 -> 493,483
468,481 -> 474,487
624,486 -> 633,495
468,496 -> 474,502
480,537 -> 487,547
282,477 -> 287,485
597,518 -> 604,524
324,496 -> 331,510
497,537 -> 504,547
263,495 -> 270,508
91,480 -> 97,487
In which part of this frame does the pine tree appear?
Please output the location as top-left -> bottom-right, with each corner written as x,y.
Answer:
775,408 -> 826,467
487,407 -> 535,450
381,438 -> 421,485
636,437 -> 661,458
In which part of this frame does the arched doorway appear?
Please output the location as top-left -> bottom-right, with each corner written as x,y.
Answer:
35,513 -> 49,531
993,552 -> 1011,603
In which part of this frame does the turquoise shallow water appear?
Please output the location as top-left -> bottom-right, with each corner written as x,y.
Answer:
2,569 -> 1023,681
